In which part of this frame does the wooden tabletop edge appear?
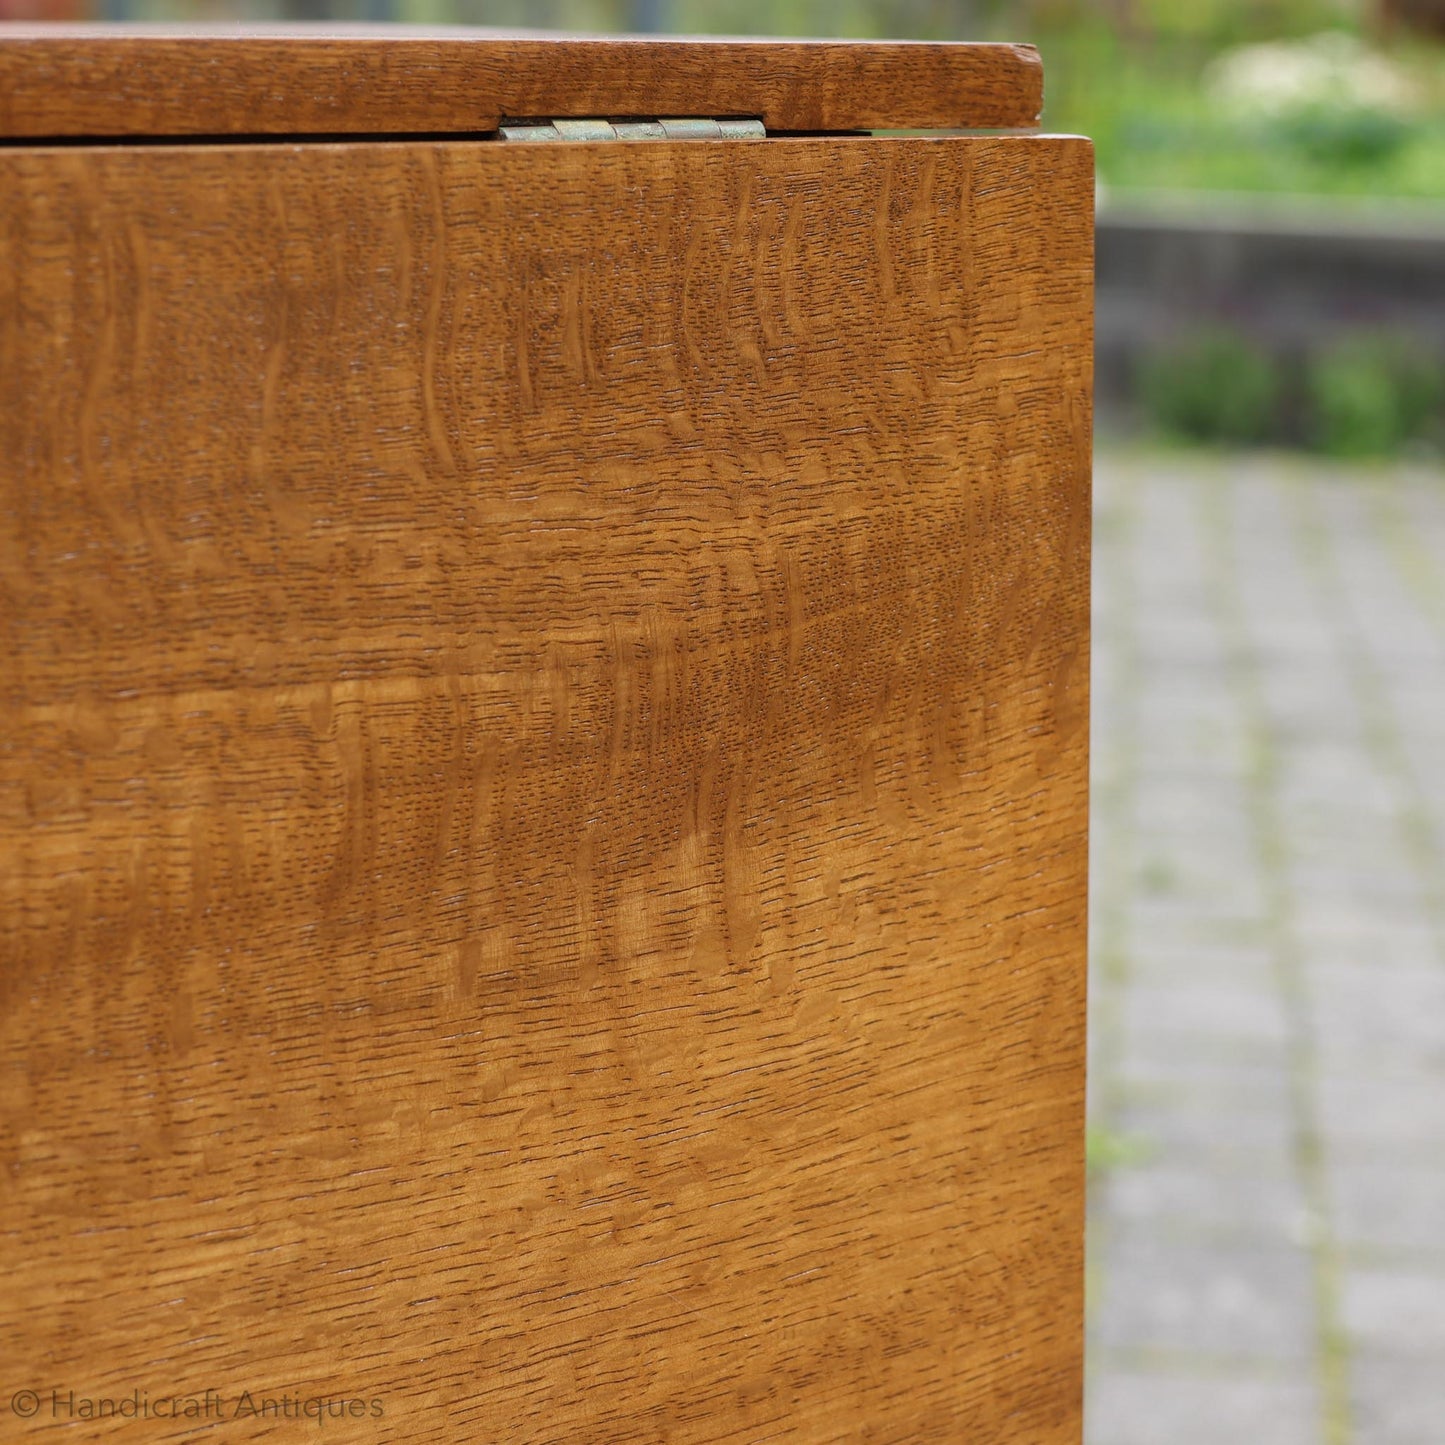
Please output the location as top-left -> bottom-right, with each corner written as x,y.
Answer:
0,30 -> 1044,137
0,23 -> 1038,47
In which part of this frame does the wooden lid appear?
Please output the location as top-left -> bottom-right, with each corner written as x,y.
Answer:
0,25 -> 1042,139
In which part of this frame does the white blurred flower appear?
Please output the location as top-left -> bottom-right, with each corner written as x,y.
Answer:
1205,31 -> 1421,119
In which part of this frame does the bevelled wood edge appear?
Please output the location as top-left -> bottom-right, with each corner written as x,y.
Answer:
0,26 -> 1043,138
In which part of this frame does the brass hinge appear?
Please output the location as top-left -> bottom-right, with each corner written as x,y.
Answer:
499,117 -> 766,142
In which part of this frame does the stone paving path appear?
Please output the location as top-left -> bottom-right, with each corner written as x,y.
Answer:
1085,453 -> 1445,1445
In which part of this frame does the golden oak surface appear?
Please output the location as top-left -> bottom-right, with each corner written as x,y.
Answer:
0,134 -> 1092,1442
0,28 -> 1043,138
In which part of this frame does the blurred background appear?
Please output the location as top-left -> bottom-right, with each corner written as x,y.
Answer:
6,2 -> 1442,1443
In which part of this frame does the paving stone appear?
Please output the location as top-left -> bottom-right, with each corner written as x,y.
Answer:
1326,1157 -> 1445,1262
1133,752 -> 1254,787
1385,680 -> 1445,733
1124,941 -> 1276,992
1284,798 -> 1406,842
1290,917 -> 1440,971
1094,1231 -> 1317,1363
1125,898 -> 1271,958
1122,983 -> 1291,1047
1316,1074 -> 1445,1157
1340,1267 -> 1445,1356
1349,1353 -> 1445,1445
1114,1039 -> 1294,1098
1118,1017 -> 1289,1076
1272,749 -> 1392,807
1109,1091 -> 1295,1177
1087,1368 -> 1322,1445
1287,863 -> 1428,912
1117,1061 -> 1294,1123
1306,965 -> 1445,1076
1088,452 -> 1445,1445
1257,678 -> 1361,736
1102,1159 -> 1310,1242
1133,779 -> 1252,833
1134,614 -> 1226,662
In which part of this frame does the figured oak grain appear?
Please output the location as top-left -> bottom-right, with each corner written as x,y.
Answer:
0,135 -> 1093,1442
0,27 -> 1044,139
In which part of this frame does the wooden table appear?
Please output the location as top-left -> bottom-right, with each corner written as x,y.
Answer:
0,28 -> 1093,1443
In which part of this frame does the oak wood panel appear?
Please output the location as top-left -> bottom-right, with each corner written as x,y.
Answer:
0,135 -> 1093,1442
0,27 -> 1043,139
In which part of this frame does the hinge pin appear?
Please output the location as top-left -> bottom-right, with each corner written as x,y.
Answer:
500,117 -> 766,142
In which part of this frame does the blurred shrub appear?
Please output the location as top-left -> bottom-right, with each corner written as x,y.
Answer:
1207,31 -> 1424,167
1038,22 -> 1445,200
1304,333 -> 1445,455
1137,327 -> 1444,455
1133,0 -> 1364,46
1207,32 -> 1422,119
1277,105 -> 1418,165
1030,0 -> 1362,46
1138,329 -> 1281,444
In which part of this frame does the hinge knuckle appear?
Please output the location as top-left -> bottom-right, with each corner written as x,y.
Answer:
500,117 -> 765,142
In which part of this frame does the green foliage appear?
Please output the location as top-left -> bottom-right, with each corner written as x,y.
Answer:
1085,1125 -> 1153,1175
1138,330 -> 1281,445
1304,333 -> 1445,456
1137,327 -> 1444,456
1132,0 -> 1359,46
1277,104 -> 1416,166
1035,24 -> 1445,200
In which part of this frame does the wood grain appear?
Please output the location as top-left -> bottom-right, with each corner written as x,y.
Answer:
0,27 -> 1044,140
0,134 -> 1093,1441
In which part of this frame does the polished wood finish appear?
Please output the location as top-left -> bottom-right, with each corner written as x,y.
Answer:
0,27 -> 1044,139
1,132 -> 1091,1441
